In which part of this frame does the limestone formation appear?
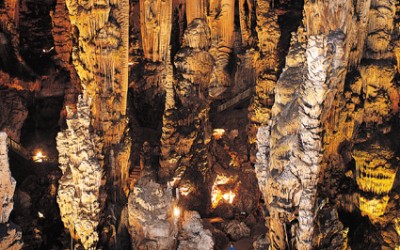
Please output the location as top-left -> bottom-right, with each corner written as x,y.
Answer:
0,132 -> 23,250
128,180 -> 177,249
59,1 -> 131,248
159,18 -> 213,189
208,0 -> 235,98
50,0 -> 81,112
177,210 -> 214,250
65,0 -> 130,145
56,95 -> 103,249
248,1 -> 280,161
0,90 -> 28,142
255,1 -> 359,249
0,1 -> 399,249
0,132 -> 16,224
140,0 -> 172,62
223,220 -> 251,241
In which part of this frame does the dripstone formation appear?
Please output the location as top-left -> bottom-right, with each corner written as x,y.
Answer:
0,0 -> 399,249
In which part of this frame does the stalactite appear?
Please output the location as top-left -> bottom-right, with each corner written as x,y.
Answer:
140,0 -> 173,62
238,0 -> 255,48
60,0 -> 130,248
159,18 -> 213,195
248,0 -> 280,164
207,0 -> 235,98
186,0 -> 205,25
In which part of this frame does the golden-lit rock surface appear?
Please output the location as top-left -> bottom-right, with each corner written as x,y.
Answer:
56,95 -> 103,249
0,132 -> 23,250
128,180 -> 177,249
0,132 -> 17,224
208,0 -> 235,98
0,0 -> 399,249
65,0 -> 129,145
159,18 -> 213,188
140,0 -> 172,62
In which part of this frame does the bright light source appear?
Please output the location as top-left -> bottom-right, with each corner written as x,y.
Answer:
211,175 -> 238,208
212,129 -> 225,140
173,206 -> 181,218
222,191 -> 235,204
38,212 -> 45,218
32,150 -> 47,163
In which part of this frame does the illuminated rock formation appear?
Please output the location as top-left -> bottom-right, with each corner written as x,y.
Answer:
351,0 -> 399,224
58,0 -> 131,248
178,210 -> 214,250
159,17 -> 213,189
50,0 -> 81,112
56,95 -> 103,249
140,0 -> 172,62
248,1 -> 280,159
0,132 -> 17,224
238,0 -> 255,47
0,132 -> 23,250
185,0 -> 205,25
65,0 -> 129,145
128,180 -> 177,249
208,0 -> 235,98
256,1 -> 357,248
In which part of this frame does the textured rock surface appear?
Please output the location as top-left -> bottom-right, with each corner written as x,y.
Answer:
65,0 -> 129,145
0,132 -> 16,223
57,0 -> 131,248
178,210 -> 214,250
159,15 -> 213,213
56,95 -> 102,249
223,220 -> 251,241
0,0 -> 399,249
0,132 -> 23,250
0,90 -> 28,142
128,180 -> 177,249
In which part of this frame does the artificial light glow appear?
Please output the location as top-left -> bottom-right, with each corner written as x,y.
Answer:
173,206 -> 181,218
212,129 -> 225,140
32,151 -> 47,163
222,191 -> 235,204
211,175 -> 238,208
38,212 -> 45,218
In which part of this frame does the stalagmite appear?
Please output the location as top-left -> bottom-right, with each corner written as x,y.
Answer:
353,0 -> 398,222
128,180 -> 177,249
159,17 -> 213,187
256,1 -> 356,248
58,0 -> 130,248
249,0 -> 280,161
56,95 -> 103,249
0,132 -> 23,250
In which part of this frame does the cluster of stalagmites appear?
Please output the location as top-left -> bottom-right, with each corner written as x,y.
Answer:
255,0 -> 399,249
56,95 -> 103,249
1,0 -> 400,249
128,179 -> 178,249
0,132 -> 23,250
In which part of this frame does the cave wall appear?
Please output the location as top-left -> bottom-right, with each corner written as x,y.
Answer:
0,0 -> 399,249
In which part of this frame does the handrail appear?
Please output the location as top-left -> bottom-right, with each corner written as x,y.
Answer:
6,137 -> 31,160
217,88 -> 253,113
